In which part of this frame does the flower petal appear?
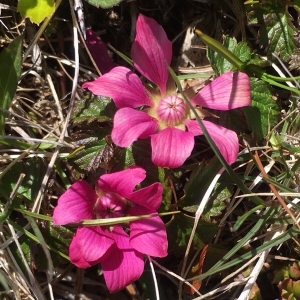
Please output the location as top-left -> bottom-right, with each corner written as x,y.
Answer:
111,108 -> 158,147
85,29 -> 115,74
185,120 -> 239,165
69,227 -> 115,268
190,71 -> 251,110
101,226 -> 144,292
82,66 -> 153,108
53,181 -> 96,225
97,167 -> 146,198
131,14 -> 172,95
129,206 -> 168,257
127,182 -> 163,211
150,127 -> 194,168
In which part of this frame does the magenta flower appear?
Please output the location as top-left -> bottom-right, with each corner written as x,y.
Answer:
83,14 -> 251,168
85,29 -> 115,74
53,167 -> 167,292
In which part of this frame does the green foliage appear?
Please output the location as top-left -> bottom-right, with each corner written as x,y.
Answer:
8,221 -> 71,273
17,0 -> 55,24
35,223 -> 72,269
207,37 -> 250,73
0,36 -> 22,135
0,157 -> 46,203
68,129 -> 114,171
167,214 -> 218,255
247,1 -> 297,61
2,1 -> 300,297
207,36 -> 265,74
72,94 -> 116,124
69,92 -> 117,172
113,139 -> 156,182
245,78 -> 279,138
84,0 -> 124,8
202,185 -> 230,221
180,157 -> 222,207
280,279 -> 300,300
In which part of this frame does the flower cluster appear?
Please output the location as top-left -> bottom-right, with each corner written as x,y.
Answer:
54,13 -> 251,293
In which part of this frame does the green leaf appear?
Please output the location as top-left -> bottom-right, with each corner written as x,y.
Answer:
263,12 -> 296,61
0,36 -> 22,135
234,41 -> 252,63
243,106 -> 264,141
167,213 -> 218,255
68,129 -> 114,171
112,146 -> 136,172
196,30 -> 245,72
72,94 -> 116,124
34,223 -> 72,269
206,34 -> 268,75
181,182 -> 230,223
248,5 -> 297,62
202,185 -> 231,221
0,157 -> 46,202
207,36 -> 240,73
17,0 -> 55,25
131,140 -> 161,185
180,157 -> 222,207
245,78 -> 279,137
85,0 -> 123,8
207,35 -> 264,75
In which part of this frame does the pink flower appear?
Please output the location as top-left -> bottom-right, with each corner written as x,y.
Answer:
85,29 -> 115,74
53,167 -> 167,293
83,14 -> 251,168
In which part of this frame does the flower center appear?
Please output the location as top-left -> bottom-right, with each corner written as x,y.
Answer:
156,95 -> 186,126
95,192 -> 128,219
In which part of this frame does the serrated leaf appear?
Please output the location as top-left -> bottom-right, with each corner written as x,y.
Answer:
202,185 -> 231,221
207,36 -> 254,74
249,5 -> 297,62
72,94 -> 116,124
234,42 -> 252,62
263,13 -> 296,61
0,157 -> 46,202
69,130 -> 114,171
0,35 -> 22,135
17,0 -> 55,25
207,36 -> 238,74
167,214 -> 218,255
112,146 -> 136,171
245,78 -> 279,138
85,0 -> 123,8
182,184 -> 230,221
